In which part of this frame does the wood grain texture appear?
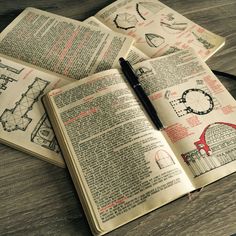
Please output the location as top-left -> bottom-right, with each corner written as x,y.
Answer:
0,1 -> 236,235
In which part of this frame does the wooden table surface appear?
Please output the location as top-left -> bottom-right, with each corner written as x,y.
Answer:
0,1 -> 236,235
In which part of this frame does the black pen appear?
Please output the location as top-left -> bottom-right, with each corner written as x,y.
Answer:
119,57 -> 164,130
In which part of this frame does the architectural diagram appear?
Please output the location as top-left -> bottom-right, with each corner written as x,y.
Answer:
0,60 -> 24,94
0,77 -> 49,132
145,33 -> 165,47
182,122 -> 236,177
136,2 -> 164,20
113,13 -> 138,30
31,113 -> 60,153
0,59 -> 24,74
192,31 -> 215,49
155,149 -> 175,169
194,122 -> 236,155
162,46 -> 180,56
136,66 -> 154,79
160,13 -> 187,34
0,74 -> 17,94
170,88 -> 214,117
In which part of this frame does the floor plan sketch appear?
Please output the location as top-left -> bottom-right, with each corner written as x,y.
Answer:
182,122 -> 236,177
31,113 -> 60,153
170,88 -> 214,117
0,74 -> 17,94
0,77 -> 49,132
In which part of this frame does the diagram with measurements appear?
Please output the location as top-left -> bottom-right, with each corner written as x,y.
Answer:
170,88 -> 216,117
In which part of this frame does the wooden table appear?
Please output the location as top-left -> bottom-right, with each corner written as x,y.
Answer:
0,1 -> 236,235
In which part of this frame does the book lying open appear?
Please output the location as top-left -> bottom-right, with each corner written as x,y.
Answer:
43,49 -> 236,235
0,7 -> 134,166
0,3 -> 225,167
0,7 -> 134,80
89,0 -> 225,61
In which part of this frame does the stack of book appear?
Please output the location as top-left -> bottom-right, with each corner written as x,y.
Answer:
0,1 -> 235,235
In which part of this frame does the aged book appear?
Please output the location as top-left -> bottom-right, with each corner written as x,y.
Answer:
0,7 -> 134,166
0,7 -> 134,80
0,2 -> 225,167
43,49 -> 236,235
85,0 -> 225,61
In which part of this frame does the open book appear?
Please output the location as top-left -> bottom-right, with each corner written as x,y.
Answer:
87,0 -> 225,61
0,3 -> 225,167
43,49 -> 236,235
0,8 -> 134,80
0,7 -> 134,166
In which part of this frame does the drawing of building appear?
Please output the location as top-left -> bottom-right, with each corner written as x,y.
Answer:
0,74 -> 17,93
182,122 -> 236,177
155,149 -> 175,169
31,113 -> 60,153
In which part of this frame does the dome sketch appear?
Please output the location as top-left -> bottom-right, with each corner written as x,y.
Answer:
182,122 -> 236,177
136,2 -> 164,20
145,33 -> 165,47
155,149 -> 175,169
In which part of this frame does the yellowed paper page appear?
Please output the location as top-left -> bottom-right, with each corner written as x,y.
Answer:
44,69 -> 194,234
95,0 -> 225,60
0,54 -> 72,167
84,16 -> 149,64
133,49 -> 236,187
0,7 -> 134,80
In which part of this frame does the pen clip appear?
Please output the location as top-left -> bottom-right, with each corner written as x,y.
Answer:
119,57 -> 139,86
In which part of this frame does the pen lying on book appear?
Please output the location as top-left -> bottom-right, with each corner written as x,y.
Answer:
119,57 -> 164,130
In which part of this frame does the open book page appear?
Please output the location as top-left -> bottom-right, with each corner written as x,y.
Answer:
84,16 -> 149,65
0,7 -> 133,80
133,49 -> 236,188
44,69 -> 194,235
0,54 -> 72,167
94,0 -> 225,61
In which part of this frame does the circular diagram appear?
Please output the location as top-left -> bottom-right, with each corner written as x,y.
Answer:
114,13 -> 138,30
182,88 -> 214,115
